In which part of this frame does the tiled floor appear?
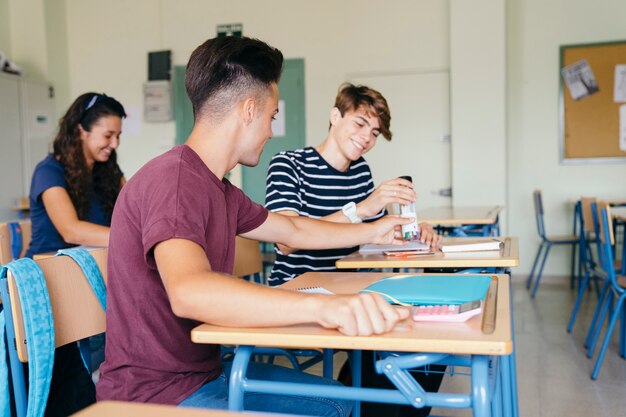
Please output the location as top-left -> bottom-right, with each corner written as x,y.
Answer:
296,278 -> 626,417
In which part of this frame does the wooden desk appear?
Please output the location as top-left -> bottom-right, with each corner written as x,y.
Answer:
72,401 -> 288,417
193,272 -> 510,355
192,272 -> 512,417
336,237 -> 519,270
419,206 -> 502,226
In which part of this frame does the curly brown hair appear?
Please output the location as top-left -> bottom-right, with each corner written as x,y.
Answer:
52,93 -> 126,221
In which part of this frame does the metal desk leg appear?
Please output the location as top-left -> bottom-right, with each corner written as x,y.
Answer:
322,348 -> 334,378
228,345 -> 254,411
491,357 -> 503,417
352,349 -> 362,417
471,355 -> 490,417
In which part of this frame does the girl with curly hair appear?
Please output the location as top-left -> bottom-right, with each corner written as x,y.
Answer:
24,92 -> 125,416
26,92 -> 126,257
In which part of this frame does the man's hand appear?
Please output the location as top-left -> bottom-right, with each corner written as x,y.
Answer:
418,222 -> 442,248
317,293 -> 410,336
370,215 -> 415,245
357,177 -> 416,218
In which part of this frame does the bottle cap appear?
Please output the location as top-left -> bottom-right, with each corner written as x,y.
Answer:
399,175 -> 413,183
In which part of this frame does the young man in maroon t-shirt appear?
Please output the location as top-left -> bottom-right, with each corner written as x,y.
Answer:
97,36 -> 434,416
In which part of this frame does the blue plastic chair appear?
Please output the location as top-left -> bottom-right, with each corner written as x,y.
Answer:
585,203 -> 626,380
526,190 -> 579,298
567,198 -> 604,333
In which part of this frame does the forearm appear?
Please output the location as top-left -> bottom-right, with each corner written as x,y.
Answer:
276,210 -> 353,255
279,216 -> 374,250
60,221 -> 110,247
169,272 -> 324,327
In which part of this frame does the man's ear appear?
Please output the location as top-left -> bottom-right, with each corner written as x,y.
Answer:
329,107 -> 342,126
242,97 -> 256,125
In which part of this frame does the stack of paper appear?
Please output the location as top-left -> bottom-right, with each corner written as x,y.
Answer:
440,239 -> 503,253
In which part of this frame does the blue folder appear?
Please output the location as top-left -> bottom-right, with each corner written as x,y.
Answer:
360,275 -> 492,306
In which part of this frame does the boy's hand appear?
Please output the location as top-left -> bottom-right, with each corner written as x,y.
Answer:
370,215 -> 415,245
357,177 -> 416,218
418,222 -> 442,248
317,293 -> 410,336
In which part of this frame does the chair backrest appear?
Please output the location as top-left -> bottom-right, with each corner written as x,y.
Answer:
7,248 -> 107,362
533,190 -> 546,238
596,202 -> 615,247
580,197 -> 597,234
0,220 -> 32,265
233,237 -> 263,281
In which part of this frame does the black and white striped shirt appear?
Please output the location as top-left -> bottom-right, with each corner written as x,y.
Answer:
265,147 -> 383,285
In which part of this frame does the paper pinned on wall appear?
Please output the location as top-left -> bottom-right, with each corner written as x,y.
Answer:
614,65 -> 626,103
272,100 -> 285,137
619,104 -> 626,151
561,59 -> 599,101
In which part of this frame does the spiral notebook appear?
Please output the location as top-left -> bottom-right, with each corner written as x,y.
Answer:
359,274 -> 493,306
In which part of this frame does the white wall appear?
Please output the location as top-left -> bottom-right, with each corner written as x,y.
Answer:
63,0 -> 449,177
4,0 -> 626,277
0,0 -> 10,54
450,0 -> 506,209
507,0 -> 626,278
7,0 -> 48,80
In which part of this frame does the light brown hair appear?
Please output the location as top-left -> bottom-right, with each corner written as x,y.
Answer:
332,83 -> 392,140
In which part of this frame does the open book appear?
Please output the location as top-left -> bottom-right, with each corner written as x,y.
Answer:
440,239 -> 503,253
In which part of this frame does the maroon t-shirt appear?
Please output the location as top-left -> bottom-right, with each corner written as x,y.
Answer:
96,145 -> 268,404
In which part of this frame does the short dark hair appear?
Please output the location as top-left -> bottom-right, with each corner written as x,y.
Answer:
185,36 -> 284,121
333,83 -> 392,141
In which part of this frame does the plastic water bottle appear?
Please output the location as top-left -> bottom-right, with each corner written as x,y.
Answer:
399,175 -> 420,240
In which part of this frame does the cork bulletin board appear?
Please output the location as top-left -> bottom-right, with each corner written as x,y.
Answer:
559,40 -> 626,163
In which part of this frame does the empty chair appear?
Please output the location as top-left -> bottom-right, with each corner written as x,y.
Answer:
567,197 -> 603,332
0,248 -> 107,417
526,190 -> 579,298
585,202 -> 626,380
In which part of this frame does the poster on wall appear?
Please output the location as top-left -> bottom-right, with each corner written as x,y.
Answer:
619,104 -> 626,152
561,59 -> 599,100
614,64 -> 626,102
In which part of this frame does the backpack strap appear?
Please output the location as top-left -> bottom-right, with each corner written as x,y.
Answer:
1,258 -> 55,417
55,248 -> 106,312
0,312 -> 11,417
8,222 -> 23,260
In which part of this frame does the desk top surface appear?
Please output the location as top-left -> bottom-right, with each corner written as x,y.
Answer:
336,237 -> 519,269
191,272 -> 512,355
72,401 -> 288,417
418,206 -> 503,225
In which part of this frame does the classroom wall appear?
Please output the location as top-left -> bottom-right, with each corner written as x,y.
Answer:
508,0 -> 626,279
7,0 -> 48,80
43,0 -> 71,115
61,0 -> 450,177
0,0 -> 10,55
4,0 -> 626,277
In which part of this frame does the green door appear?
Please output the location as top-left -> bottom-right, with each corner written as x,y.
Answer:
242,59 -> 305,203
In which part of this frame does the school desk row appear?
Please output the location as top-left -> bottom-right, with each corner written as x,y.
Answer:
4,235 -> 518,417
